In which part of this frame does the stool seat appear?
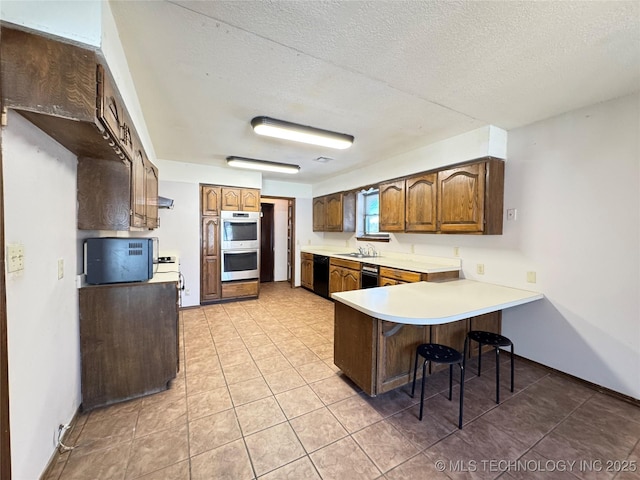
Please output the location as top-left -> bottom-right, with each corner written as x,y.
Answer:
467,331 -> 512,347
464,330 -> 514,404
411,343 -> 464,428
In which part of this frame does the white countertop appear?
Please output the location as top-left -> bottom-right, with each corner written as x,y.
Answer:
301,247 -> 460,274
331,279 -> 544,325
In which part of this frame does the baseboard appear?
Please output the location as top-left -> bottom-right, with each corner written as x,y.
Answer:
38,407 -> 81,480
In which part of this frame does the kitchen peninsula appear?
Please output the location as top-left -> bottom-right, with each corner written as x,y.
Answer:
332,279 -> 543,396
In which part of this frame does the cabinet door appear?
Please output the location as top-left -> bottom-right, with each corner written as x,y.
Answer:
379,180 -> 405,231
329,266 -> 343,295
131,148 -> 146,228
438,162 -> 486,233
406,173 -> 437,232
222,188 -> 241,211
379,277 -> 399,287
145,161 -> 158,229
202,185 -> 221,216
201,257 -> 221,301
313,196 -> 326,231
325,193 -> 343,232
241,189 -> 260,212
202,217 -> 219,257
342,191 -> 356,232
342,269 -> 361,292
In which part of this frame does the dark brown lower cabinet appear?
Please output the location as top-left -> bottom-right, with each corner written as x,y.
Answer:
79,281 -> 179,410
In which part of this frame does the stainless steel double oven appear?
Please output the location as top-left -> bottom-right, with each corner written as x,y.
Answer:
220,211 -> 260,281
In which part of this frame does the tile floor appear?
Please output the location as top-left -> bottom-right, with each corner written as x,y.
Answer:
45,282 -> 640,480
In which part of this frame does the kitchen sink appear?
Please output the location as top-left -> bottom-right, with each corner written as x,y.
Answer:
336,252 -> 380,259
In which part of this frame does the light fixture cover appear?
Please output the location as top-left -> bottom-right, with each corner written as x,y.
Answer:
251,116 -> 354,150
226,156 -> 300,174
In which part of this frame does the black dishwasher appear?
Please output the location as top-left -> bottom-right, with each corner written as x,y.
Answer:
313,255 -> 330,299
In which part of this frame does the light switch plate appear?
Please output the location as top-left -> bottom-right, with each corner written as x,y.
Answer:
476,263 -> 485,275
527,271 -> 537,283
7,244 -> 24,272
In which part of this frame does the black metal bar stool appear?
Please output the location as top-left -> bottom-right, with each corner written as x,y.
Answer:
411,343 -> 464,428
464,331 -> 514,403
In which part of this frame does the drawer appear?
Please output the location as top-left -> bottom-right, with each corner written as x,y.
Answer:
330,257 -> 361,270
222,280 -> 259,298
378,267 -> 422,283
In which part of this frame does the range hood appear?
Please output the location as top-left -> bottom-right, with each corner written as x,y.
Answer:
158,196 -> 174,209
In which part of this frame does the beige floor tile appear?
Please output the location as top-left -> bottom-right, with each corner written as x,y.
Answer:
228,376 -> 273,406
258,456 -> 321,480
189,408 -> 242,456
275,385 -> 324,419
245,422 -> 306,476
187,385 -> 233,420
249,343 -> 282,360
296,361 -> 336,384
85,399 -> 141,425
60,442 -> 130,480
135,396 -> 187,438
71,411 -> 138,457
352,420 -> 421,473
255,353 -> 293,375
235,396 -> 287,435
124,423 -> 189,479
310,436 -> 381,480
290,407 -> 349,453
190,438 -> 254,480
133,460 -> 190,480
263,367 -> 307,394
222,360 -> 262,385
185,369 -> 227,396
328,394 -> 385,433
385,452 -> 453,480
309,374 -> 360,405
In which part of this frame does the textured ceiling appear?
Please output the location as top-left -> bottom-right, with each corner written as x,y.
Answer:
109,0 -> 640,183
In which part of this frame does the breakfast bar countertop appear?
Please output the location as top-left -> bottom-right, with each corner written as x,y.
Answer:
331,279 -> 544,325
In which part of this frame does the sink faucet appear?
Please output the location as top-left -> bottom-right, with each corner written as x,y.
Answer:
366,243 -> 378,257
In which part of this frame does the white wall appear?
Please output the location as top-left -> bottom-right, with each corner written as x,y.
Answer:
3,112 -> 81,480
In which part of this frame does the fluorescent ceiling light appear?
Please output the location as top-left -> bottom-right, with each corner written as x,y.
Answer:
251,116 -> 354,150
226,156 -> 300,174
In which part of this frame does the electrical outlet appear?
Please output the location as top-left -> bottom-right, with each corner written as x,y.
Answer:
7,244 -> 24,272
477,264 -> 485,275
453,247 -> 460,257
58,259 -> 64,279
507,208 -> 517,221
185,289 -> 191,296
410,244 -> 415,254
527,271 -> 537,283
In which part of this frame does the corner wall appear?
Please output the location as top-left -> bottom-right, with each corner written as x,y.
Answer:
3,112 -> 81,480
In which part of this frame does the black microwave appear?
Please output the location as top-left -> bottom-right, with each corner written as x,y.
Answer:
85,237 -> 157,285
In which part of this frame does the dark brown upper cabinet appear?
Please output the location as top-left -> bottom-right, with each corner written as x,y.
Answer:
405,173 -> 437,233
379,180 -> 406,232
312,192 -> 355,232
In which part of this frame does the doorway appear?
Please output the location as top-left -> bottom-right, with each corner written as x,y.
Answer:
260,203 -> 274,282
259,197 -> 295,286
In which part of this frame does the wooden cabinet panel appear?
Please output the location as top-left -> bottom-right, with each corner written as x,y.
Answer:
379,277 -> 400,287
131,148 -> 147,228
438,162 -> 486,233
377,320 -> 429,393
329,258 -> 361,294
313,197 -> 326,231
334,302 -> 376,395
77,156 -> 132,231
379,180 -> 405,231
301,253 -> 314,290
201,257 -> 220,301
145,162 -> 159,230
221,280 -> 259,299
221,187 -> 260,211
326,193 -> 343,231
241,189 -> 260,212
378,267 -> 422,283
406,173 -> 437,232
202,186 -> 221,216
79,282 -> 178,410
202,217 -> 219,257
222,188 -> 241,211
342,191 -> 356,232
